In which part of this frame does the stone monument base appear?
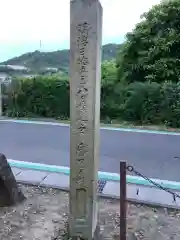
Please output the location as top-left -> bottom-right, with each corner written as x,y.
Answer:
68,224 -> 102,240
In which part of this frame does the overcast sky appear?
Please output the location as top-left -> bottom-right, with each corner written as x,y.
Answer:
0,0 -> 161,61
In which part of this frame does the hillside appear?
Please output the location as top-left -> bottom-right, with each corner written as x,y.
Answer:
1,44 -> 120,73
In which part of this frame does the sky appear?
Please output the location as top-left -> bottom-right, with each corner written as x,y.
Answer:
0,0 -> 161,62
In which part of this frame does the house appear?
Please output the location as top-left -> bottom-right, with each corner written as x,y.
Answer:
21,74 -> 38,79
0,64 -> 28,71
0,73 -> 12,83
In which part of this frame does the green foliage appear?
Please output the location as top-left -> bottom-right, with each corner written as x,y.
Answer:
4,75 -> 180,128
2,44 -> 121,74
117,0 -> 180,84
3,0 -> 180,129
161,81 -> 180,127
101,60 -> 118,84
102,44 -> 121,62
121,82 -> 162,123
4,76 -> 69,119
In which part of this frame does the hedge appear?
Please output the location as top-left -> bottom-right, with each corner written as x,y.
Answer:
3,76 -> 180,128
3,76 -> 69,119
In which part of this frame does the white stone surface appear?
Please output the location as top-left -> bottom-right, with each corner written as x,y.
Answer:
69,0 -> 103,239
16,169 -> 48,185
41,173 -> 69,190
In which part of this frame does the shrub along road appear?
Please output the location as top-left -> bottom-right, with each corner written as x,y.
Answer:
0,121 -> 180,182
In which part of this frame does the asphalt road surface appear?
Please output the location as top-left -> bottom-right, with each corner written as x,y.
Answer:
1,121 -> 180,181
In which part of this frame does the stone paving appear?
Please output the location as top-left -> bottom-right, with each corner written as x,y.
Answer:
12,167 -> 180,209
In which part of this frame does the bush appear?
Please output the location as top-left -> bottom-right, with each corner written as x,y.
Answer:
3,76 -> 180,128
3,76 -> 69,119
121,82 -> 162,124
161,81 -> 180,127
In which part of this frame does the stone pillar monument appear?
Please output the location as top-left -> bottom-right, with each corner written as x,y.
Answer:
69,0 -> 102,239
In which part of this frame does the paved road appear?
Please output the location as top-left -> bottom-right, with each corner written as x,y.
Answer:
1,121 -> 180,181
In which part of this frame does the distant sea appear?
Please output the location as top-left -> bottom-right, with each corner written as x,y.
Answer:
0,37 -> 124,62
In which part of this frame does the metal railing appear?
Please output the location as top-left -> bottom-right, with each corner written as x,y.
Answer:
119,161 -> 180,240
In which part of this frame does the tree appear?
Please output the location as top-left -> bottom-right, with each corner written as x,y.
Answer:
117,0 -> 180,84
101,60 -> 117,85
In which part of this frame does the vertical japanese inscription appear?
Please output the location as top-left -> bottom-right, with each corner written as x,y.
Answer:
75,22 -> 91,218
75,22 -> 91,174
75,22 -> 91,122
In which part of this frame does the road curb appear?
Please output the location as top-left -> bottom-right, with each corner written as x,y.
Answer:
1,118 -> 180,135
11,166 -> 180,210
8,159 -> 180,191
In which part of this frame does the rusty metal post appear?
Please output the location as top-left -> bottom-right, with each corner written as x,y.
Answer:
120,161 -> 127,240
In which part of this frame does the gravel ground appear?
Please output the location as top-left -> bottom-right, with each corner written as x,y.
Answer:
0,185 -> 180,240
